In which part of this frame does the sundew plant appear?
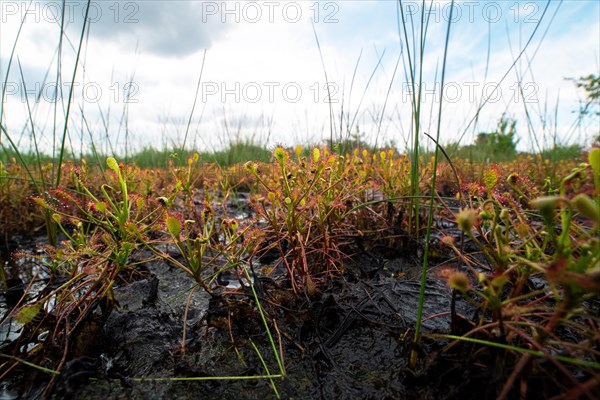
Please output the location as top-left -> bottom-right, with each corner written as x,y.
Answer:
0,1 -> 599,399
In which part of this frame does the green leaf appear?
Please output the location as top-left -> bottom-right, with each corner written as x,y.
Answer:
313,147 -> 320,163
166,216 -> 181,237
106,157 -> 119,173
16,304 -> 41,325
531,196 -> 561,223
589,148 -> 600,177
94,202 -> 107,213
590,148 -> 600,191
33,197 -> 49,209
572,193 -> 600,222
51,213 -> 62,224
492,274 -> 509,290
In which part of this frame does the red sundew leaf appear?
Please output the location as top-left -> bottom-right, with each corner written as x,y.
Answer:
461,181 -> 486,198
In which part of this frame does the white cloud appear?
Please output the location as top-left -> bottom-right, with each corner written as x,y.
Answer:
1,0 -> 598,154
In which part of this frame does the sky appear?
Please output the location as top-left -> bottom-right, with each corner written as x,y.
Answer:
0,0 -> 599,156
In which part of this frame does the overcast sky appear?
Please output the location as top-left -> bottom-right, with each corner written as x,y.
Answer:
1,0 -> 599,155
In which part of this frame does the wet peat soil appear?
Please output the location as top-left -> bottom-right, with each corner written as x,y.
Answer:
1,198 -> 597,399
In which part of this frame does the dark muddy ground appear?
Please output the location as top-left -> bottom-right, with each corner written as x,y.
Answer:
2,237 -> 588,400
